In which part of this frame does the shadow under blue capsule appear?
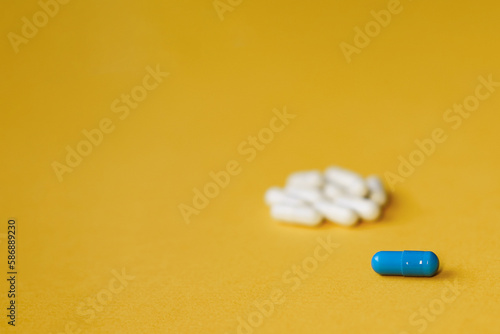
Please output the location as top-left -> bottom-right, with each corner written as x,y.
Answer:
371,251 -> 439,277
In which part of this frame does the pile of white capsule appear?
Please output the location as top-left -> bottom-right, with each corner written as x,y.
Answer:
264,167 -> 388,227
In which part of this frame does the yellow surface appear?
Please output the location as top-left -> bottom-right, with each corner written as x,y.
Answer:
1,0 -> 499,333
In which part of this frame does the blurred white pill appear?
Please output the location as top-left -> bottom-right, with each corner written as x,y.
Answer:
286,170 -> 324,188
313,200 -> 359,226
323,182 -> 346,200
264,187 -> 305,206
270,204 -> 323,226
325,167 -> 368,197
366,175 -> 388,206
285,186 -> 324,203
334,196 -> 380,221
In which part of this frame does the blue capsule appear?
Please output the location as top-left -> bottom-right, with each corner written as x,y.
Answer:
371,251 -> 439,277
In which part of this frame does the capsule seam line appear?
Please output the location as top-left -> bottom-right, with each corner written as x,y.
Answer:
400,251 -> 405,276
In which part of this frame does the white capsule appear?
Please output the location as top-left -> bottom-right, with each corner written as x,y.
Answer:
286,170 -> 324,188
334,196 -> 381,221
325,167 -> 368,197
285,186 -> 325,203
313,200 -> 359,226
270,204 -> 323,226
264,187 -> 305,206
323,182 -> 346,200
366,175 -> 388,206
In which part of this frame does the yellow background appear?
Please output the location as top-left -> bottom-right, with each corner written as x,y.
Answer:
1,0 -> 499,333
